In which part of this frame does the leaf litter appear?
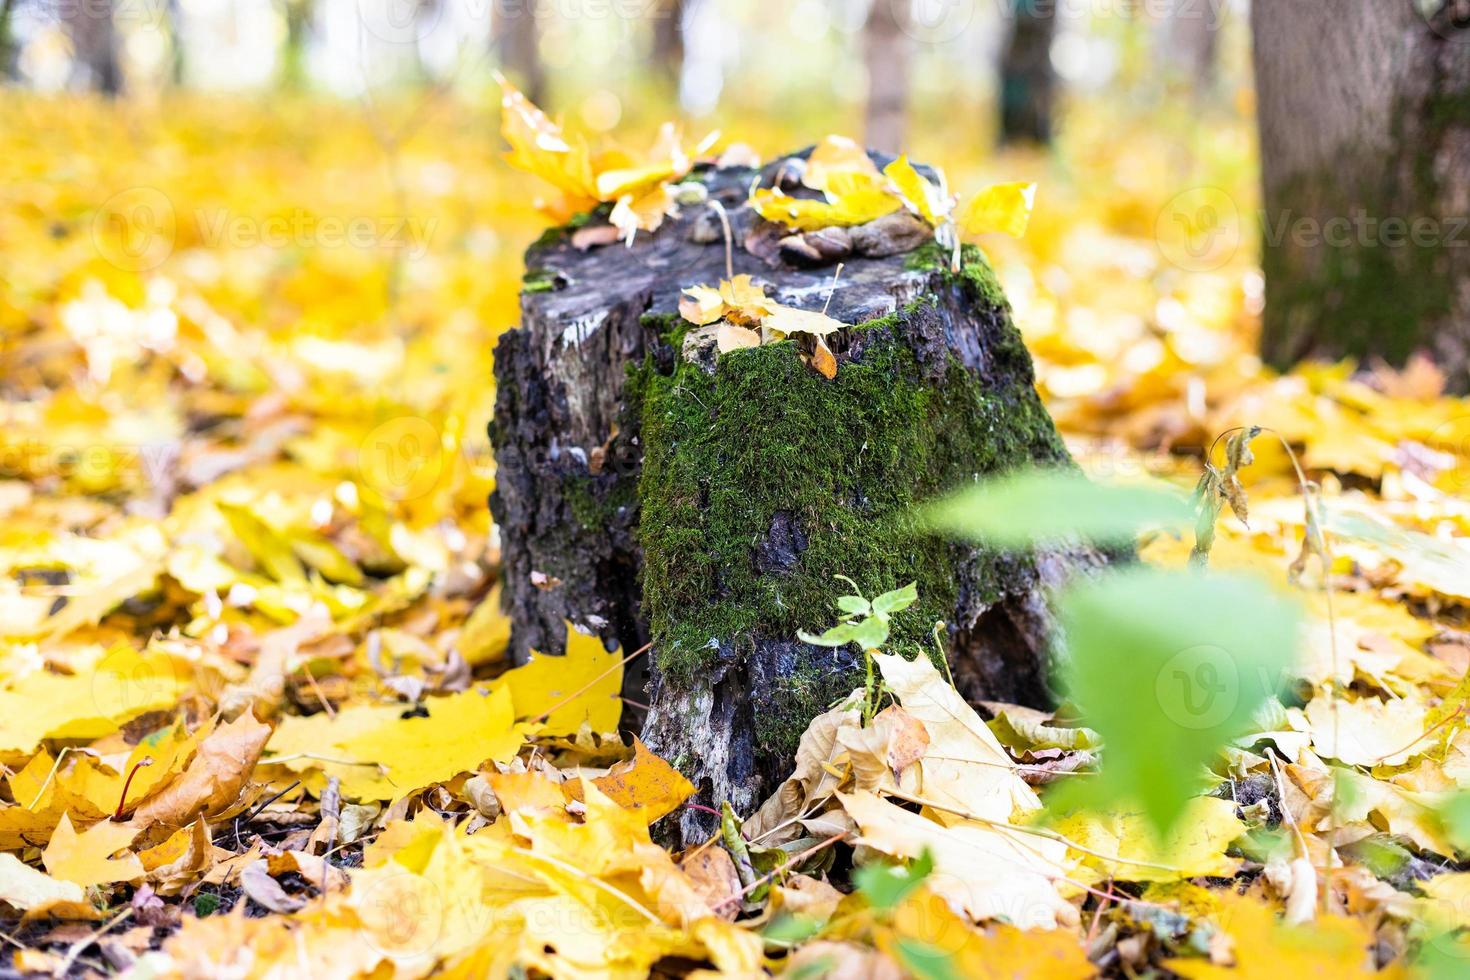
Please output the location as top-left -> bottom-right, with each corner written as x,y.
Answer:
0,87 -> 1467,979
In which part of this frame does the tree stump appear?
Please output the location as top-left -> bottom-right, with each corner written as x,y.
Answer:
490,149 -> 1106,843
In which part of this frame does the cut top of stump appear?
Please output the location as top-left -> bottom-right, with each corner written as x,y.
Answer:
518,149 -> 953,345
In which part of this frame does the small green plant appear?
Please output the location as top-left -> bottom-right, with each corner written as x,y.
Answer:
799,577 -> 918,721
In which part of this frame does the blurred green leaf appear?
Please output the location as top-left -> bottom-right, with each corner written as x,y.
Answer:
1047,566 -> 1300,834
923,468 -> 1193,548
853,849 -> 933,912
892,938 -> 962,980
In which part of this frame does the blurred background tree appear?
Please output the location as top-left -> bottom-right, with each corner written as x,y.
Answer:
9,0 -> 1467,387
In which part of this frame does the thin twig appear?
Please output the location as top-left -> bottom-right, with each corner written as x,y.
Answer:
713,832 -> 850,911
55,906 -> 131,977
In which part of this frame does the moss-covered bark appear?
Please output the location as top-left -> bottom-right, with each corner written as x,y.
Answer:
491,152 -> 1106,845
635,248 -> 1092,842
1252,3 -> 1470,388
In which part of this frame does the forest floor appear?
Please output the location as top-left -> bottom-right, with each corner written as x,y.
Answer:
0,90 -> 1468,977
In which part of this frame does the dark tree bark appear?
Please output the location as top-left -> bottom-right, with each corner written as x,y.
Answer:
863,0 -> 912,154
493,0 -> 545,107
0,0 -> 19,81
490,151 -> 1106,844
1251,0 -> 1470,389
1000,0 -> 1058,144
63,0 -> 122,94
277,0 -> 313,90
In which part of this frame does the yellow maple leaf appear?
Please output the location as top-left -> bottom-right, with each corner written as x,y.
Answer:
761,304 -> 847,342
502,623 -> 624,735
802,134 -> 881,193
887,888 -> 1095,979
717,274 -> 776,324
0,644 -> 189,754
268,685 -> 526,801
1047,797 -> 1245,884
42,813 -> 142,888
497,75 -> 599,218
594,122 -> 691,201
0,852 -> 90,918
1166,894 -> 1398,979
590,738 -> 695,822
958,181 -> 1037,240
751,175 -> 901,232
680,284 -> 727,326
884,155 -> 946,226
130,711 -> 271,831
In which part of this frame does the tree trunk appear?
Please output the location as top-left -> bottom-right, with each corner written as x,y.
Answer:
652,0 -> 685,86
1159,0 -> 1219,92
490,151 -> 1106,844
166,0 -> 187,87
1251,0 -> 1470,389
493,0 -> 545,107
863,0 -> 912,154
0,0 -> 19,82
1000,0 -> 1057,145
278,0 -> 313,91
63,0 -> 122,94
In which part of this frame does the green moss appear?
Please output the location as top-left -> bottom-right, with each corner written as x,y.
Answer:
1260,81 -> 1470,380
636,290 -> 1061,731
907,241 -> 1009,309
566,474 -> 636,531
765,666 -> 865,755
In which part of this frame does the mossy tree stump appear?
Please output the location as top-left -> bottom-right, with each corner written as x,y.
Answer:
491,149 -> 1106,842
